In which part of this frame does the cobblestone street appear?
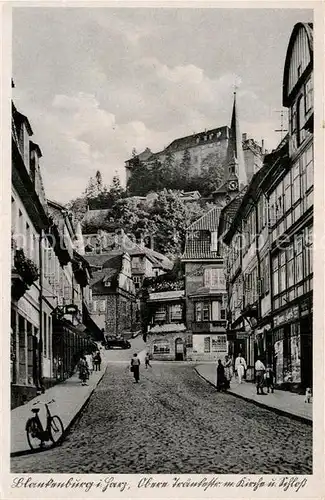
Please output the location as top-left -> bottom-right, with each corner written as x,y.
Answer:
11,362 -> 312,474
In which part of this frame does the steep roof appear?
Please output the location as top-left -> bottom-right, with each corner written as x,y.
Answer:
182,206 -> 223,260
187,206 -> 222,231
90,268 -> 119,288
85,252 -> 123,271
164,126 -> 229,153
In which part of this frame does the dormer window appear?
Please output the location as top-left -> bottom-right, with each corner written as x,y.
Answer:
104,280 -> 111,288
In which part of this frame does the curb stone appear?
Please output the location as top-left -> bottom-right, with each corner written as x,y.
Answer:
194,367 -> 312,426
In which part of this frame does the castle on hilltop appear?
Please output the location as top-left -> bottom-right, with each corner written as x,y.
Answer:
125,93 -> 265,203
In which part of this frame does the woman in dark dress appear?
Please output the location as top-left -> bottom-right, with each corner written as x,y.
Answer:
216,359 -> 226,392
130,353 -> 140,383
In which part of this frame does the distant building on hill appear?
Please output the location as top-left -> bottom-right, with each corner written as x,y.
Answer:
125,95 -> 264,195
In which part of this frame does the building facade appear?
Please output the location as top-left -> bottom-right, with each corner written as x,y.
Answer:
268,22 -> 313,391
181,94 -> 249,361
221,22 -> 313,392
11,102 -> 98,408
146,290 -> 187,361
86,252 -> 137,338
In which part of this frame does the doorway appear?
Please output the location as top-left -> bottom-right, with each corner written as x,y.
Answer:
175,338 -> 185,361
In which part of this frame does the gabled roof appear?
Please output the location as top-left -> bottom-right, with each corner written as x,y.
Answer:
187,206 -> 222,231
90,269 -> 118,288
85,252 -> 123,271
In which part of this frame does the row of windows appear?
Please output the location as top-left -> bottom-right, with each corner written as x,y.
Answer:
154,304 -> 183,322
272,226 -> 312,297
290,76 -> 313,152
269,144 -> 313,229
204,268 -> 226,289
195,301 -> 226,322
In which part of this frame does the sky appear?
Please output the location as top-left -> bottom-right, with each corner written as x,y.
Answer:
12,7 -> 313,204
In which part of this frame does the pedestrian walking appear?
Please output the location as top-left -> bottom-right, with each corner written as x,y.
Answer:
255,357 -> 266,395
264,364 -> 275,393
216,359 -> 226,392
224,355 -> 233,389
78,355 -> 89,386
145,353 -> 152,369
235,353 -> 247,384
130,353 -> 140,383
94,351 -> 102,371
85,353 -> 93,378
91,352 -> 96,371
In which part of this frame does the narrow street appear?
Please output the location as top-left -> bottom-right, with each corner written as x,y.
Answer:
11,342 -> 312,475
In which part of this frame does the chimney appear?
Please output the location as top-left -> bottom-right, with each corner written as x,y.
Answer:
242,133 -> 247,142
261,139 -> 265,154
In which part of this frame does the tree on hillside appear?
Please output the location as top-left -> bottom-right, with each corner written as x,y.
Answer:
177,149 -> 191,188
67,196 -> 88,223
127,158 -> 154,196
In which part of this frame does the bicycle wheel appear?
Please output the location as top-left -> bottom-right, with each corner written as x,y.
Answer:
49,415 -> 64,445
26,418 -> 42,450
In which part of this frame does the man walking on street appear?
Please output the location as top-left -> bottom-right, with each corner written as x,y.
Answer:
255,356 -> 266,395
130,353 -> 140,383
235,353 -> 247,384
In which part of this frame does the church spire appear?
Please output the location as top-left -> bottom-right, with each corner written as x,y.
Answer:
225,92 -> 247,189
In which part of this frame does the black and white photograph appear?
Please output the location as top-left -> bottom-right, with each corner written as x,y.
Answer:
2,1 -> 323,493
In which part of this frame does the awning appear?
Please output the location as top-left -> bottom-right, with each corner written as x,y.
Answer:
82,303 -> 104,341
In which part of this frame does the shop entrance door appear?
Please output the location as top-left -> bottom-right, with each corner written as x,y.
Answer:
175,338 -> 184,361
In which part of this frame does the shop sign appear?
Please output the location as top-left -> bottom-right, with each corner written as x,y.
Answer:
274,305 -> 299,327
236,332 -> 249,340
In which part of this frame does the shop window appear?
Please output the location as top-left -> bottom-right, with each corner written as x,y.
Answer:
204,337 -> 211,353
153,340 -> 170,354
212,334 -> 227,352
170,304 -> 182,321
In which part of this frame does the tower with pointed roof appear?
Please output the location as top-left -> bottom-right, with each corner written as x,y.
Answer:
213,92 -> 248,205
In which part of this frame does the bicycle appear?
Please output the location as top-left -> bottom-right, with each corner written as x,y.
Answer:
25,399 -> 64,451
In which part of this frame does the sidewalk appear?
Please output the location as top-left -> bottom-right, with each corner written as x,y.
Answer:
11,349 -> 110,457
195,363 -> 312,424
